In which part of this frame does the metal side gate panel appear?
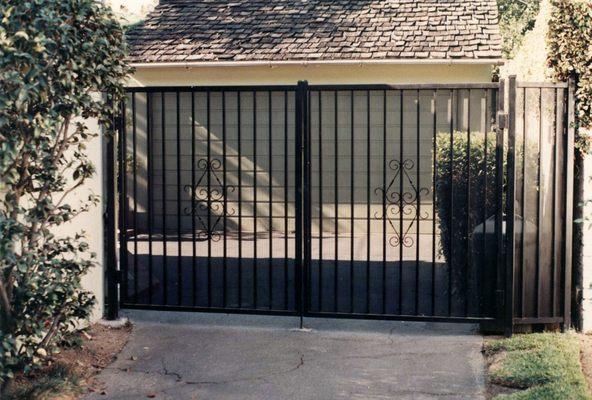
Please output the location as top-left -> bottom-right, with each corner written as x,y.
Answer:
117,86 -> 301,315
503,77 -> 576,333
302,83 -> 502,323
110,80 -> 574,331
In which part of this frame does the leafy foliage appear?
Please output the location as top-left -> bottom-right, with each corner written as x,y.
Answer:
548,0 -> 592,147
0,0 -> 130,390
498,0 -> 541,58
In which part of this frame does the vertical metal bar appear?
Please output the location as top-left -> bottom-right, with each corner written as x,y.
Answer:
161,93 -> 168,305
495,83 -> 505,327
147,93 -> 154,305
382,90 -> 387,314
238,91 -> 243,308
253,90 -> 258,309
350,90 -> 355,313
132,93 -> 138,303
334,90 -> 339,312
415,89 -> 420,315
466,89 -> 472,317
536,88 -> 543,317
399,90 -> 404,314
295,82 -> 304,326
206,90 -> 212,307
521,88 -> 527,318
105,103 -> 118,320
319,91 -> 324,310
191,91 -> 196,306
366,90 -> 371,314
304,85 -> 312,315
482,89 -> 489,317
268,91 -> 273,309
119,97 -> 128,304
284,90 -> 289,310
551,88 -> 560,317
505,76 -> 518,337
223,91 -> 228,308
176,91 -> 182,306
432,89 -> 437,316
448,89 -> 454,316
564,78 -> 576,330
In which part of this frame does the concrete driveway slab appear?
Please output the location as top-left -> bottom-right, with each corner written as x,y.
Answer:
86,311 -> 486,400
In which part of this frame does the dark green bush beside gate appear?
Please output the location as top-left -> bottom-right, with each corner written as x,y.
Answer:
434,131 -> 499,309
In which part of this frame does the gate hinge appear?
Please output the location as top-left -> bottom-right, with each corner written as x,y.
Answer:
497,113 -> 508,130
116,270 -> 123,284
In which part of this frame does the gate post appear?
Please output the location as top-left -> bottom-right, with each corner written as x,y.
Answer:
302,81 -> 311,323
492,79 -> 506,333
504,76 -> 518,337
295,81 -> 308,328
564,76 -> 576,331
104,110 -> 120,321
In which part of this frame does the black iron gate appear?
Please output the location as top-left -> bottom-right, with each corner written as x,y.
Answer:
106,78 -> 574,332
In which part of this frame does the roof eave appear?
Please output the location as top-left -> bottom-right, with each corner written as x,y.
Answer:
130,58 -> 506,69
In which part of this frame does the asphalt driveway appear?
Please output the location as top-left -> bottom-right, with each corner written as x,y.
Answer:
87,311 -> 486,400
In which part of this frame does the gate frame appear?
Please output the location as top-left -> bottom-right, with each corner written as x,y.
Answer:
104,79 -> 576,335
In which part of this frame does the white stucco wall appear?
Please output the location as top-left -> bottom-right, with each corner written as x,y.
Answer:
53,118 -> 105,323
80,128 -> 105,322
130,63 -> 495,87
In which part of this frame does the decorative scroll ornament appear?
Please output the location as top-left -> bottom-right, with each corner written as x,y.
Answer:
374,159 -> 430,248
184,158 -> 236,242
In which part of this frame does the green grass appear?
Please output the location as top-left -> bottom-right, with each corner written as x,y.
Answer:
485,333 -> 591,400
3,363 -> 83,400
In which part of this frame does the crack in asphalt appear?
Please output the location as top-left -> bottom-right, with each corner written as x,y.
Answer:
161,359 -> 182,382
388,326 -> 396,345
183,353 -> 305,386
113,353 -> 307,388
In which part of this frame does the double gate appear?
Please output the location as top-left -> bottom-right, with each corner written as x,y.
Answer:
108,78 -> 574,333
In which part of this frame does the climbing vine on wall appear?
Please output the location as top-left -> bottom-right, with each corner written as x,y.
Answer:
548,0 -> 592,150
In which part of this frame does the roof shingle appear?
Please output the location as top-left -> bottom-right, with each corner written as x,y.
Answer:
126,0 -> 502,64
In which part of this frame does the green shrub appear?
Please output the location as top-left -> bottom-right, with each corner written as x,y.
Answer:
434,131 -> 499,276
0,0 -> 130,392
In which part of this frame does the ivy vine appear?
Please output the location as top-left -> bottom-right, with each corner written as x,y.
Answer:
548,0 -> 592,151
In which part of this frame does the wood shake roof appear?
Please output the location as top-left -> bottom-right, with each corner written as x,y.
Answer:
126,0 -> 502,64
